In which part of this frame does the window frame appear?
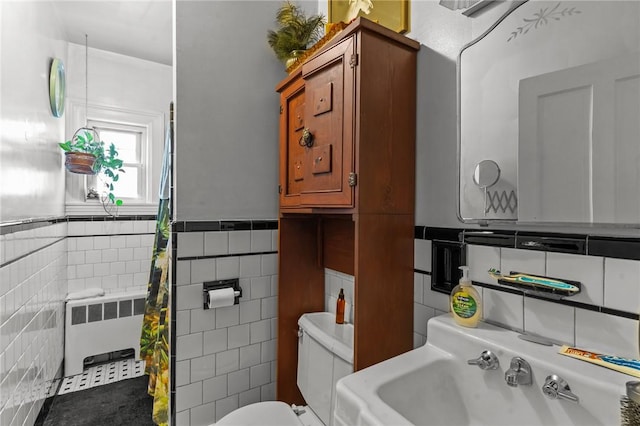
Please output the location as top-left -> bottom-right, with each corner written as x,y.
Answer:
87,119 -> 149,202
64,100 -> 165,216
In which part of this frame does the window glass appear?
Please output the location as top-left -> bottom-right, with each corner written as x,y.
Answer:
99,129 -> 140,163
88,120 -> 147,201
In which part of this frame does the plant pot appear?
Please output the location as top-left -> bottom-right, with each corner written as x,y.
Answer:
65,152 -> 97,175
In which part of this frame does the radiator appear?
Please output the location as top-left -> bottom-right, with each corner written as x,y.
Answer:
64,290 -> 146,377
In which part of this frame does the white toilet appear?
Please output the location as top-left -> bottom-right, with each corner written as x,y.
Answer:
216,312 -> 354,426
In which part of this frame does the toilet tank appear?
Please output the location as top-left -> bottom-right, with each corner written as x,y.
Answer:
297,312 -> 354,426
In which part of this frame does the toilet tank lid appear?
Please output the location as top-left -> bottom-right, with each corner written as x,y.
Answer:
298,312 -> 354,364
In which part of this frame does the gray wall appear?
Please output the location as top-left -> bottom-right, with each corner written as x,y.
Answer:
0,1 -> 67,223
175,1 -> 286,221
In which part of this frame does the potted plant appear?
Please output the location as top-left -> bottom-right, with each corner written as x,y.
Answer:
58,127 -> 125,206
267,1 -> 325,68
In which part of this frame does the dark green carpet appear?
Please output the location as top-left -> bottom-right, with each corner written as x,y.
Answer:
36,376 -> 155,426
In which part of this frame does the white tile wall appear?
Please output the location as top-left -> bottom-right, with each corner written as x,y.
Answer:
325,269 -> 355,324
175,229 -> 278,425
575,308 -> 638,359
66,221 -> 155,295
603,257 -> 640,313
0,223 -> 67,426
546,253 -> 604,305
414,239 -> 432,272
524,297 -> 575,345
174,228 -> 638,425
464,241 -> 639,358
482,288 -> 524,331
501,248 -> 545,276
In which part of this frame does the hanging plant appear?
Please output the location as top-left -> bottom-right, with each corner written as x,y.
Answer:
267,1 -> 325,67
58,127 -> 125,206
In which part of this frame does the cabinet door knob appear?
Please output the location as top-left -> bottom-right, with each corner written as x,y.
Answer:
299,128 -> 314,148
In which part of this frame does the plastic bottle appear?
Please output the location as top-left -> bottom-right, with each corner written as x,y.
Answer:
450,266 -> 482,327
336,288 -> 345,324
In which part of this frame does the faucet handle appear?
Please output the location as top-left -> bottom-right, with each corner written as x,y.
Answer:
542,375 -> 579,403
467,350 -> 500,370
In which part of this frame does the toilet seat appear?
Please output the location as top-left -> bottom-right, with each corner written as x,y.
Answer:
215,401 -> 302,426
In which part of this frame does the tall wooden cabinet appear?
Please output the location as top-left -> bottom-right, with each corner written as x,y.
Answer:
276,18 -> 420,404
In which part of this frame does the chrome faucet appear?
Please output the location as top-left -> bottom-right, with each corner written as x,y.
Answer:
467,350 -> 500,370
505,357 -> 532,387
542,375 -> 579,403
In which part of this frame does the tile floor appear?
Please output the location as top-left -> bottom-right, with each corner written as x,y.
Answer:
57,359 -> 146,395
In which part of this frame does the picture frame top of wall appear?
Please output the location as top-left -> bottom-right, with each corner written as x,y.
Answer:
328,0 -> 409,33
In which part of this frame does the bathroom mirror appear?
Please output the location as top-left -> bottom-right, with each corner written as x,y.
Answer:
458,0 -> 640,225
473,160 -> 500,189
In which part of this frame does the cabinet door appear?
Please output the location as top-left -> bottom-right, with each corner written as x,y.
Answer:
279,76 -> 306,207
300,36 -> 356,207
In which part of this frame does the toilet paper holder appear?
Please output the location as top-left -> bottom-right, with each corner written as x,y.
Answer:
203,278 -> 242,309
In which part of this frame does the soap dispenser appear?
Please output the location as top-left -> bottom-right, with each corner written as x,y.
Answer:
450,266 -> 482,327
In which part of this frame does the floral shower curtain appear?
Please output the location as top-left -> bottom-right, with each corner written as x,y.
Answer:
140,116 -> 172,425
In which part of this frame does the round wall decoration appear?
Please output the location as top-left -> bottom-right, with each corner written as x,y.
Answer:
49,58 -> 66,117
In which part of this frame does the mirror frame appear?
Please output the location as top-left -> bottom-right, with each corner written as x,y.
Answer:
456,0 -> 528,225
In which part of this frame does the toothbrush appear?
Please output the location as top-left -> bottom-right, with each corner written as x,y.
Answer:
488,268 -> 580,294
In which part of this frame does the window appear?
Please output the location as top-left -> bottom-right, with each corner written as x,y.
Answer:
87,120 -> 148,202
65,101 -> 164,216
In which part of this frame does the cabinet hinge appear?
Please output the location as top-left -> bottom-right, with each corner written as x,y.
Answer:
348,172 -> 357,187
278,185 -> 282,194
279,105 -> 283,114
349,54 -> 359,68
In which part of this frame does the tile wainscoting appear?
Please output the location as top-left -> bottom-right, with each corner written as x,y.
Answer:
66,217 -> 156,295
0,220 -> 67,426
172,220 -> 278,426
414,227 -> 640,361
0,215 -> 155,426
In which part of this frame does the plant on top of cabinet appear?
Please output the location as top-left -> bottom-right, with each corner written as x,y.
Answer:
267,1 -> 325,68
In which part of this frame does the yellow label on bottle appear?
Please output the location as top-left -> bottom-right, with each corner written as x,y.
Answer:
452,291 -> 477,319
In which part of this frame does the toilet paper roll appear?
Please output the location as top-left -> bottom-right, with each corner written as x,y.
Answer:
207,287 -> 236,309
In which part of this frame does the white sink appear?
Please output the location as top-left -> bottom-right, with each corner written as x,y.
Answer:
334,314 -> 630,426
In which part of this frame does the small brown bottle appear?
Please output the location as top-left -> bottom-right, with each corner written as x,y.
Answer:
336,288 -> 345,324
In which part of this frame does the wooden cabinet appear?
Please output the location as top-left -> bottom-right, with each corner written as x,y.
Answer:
276,18 -> 420,404
278,34 -> 356,208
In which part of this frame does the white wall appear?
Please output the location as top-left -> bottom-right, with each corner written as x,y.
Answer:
0,3 -> 69,425
409,1 -> 472,227
0,1 -> 67,223
175,1 -> 284,221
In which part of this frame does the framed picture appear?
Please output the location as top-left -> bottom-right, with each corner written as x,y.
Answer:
328,0 -> 409,33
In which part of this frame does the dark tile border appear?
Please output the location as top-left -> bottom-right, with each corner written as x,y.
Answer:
588,236 -> 640,261
0,217 -> 67,236
417,226 -> 639,260
424,227 -> 463,242
1,215 -> 156,236
462,230 -> 515,248
173,220 -> 278,233
67,215 -> 157,222
176,251 -> 278,261
516,233 -> 586,255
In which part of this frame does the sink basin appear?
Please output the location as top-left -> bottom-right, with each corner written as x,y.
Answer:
334,314 -> 630,426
